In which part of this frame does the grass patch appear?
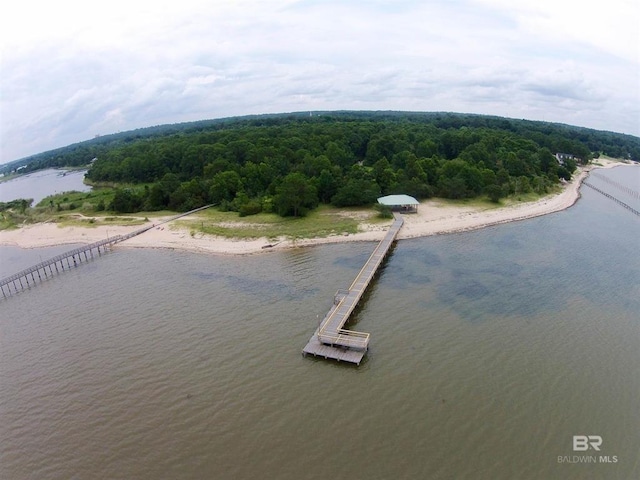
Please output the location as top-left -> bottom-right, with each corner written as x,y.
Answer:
433,188 -> 560,209
24,187 -> 170,227
434,196 -> 503,209
0,216 -> 20,230
60,165 -> 91,172
54,217 -> 100,228
501,191 -> 549,206
0,173 -> 22,183
0,209 -> 54,230
36,188 -> 115,210
181,205 -> 376,240
54,215 -> 148,228
101,216 -> 145,223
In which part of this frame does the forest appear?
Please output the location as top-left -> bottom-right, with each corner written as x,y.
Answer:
5,112 -> 640,216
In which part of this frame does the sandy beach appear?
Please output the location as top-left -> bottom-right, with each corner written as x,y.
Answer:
0,158 -> 635,255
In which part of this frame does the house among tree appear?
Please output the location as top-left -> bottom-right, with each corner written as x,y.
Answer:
377,194 -> 419,213
555,152 -> 580,165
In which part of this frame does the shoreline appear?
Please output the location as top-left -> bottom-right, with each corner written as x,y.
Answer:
0,159 -> 635,255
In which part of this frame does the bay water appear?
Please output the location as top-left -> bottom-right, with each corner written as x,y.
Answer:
1,166 -> 638,479
0,169 -> 90,205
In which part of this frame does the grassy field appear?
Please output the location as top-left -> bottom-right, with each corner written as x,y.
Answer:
432,188 -> 560,210
1,188 -> 160,230
35,188 -> 115,210
1,185 -> 560,235
176,189 -> 557,241
1,194 -> 388,240
176,205 -> 388,240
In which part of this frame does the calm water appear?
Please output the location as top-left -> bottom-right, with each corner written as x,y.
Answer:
0,168 -> 91,205
1,167 -> 639,479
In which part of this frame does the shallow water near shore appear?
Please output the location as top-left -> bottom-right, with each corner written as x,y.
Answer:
1,167 -> 639,479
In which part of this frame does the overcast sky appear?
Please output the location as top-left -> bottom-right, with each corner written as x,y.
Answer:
1,0 -> 638,164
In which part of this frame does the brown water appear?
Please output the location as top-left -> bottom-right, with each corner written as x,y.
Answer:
1,167 -> 639,479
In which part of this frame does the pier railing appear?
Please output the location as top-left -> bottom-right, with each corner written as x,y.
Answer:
1,238 -> 119,287
583,181 -> 640,217
0,236 -> 122,297
1,204 -> 215,298
305,213 -> 404,358
318,329 -> 370,349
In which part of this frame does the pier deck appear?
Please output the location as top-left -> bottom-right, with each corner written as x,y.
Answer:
0,204 -> 213,298
302,213 -> 404,364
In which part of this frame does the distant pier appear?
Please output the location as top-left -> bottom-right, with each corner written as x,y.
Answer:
0,204 -> 213,298
0,236 -> 126,297
302,213 -> 404,365
583,180 -> 640,217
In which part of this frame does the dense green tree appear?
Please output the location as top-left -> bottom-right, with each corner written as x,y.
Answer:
404,154 -> 427,182
515,176 -> 532,194
537,148 -> 556,173
396,175 -> 432,199
332,178 -> 381,207
9,110 -> 632,218
297,154 -> 332,178
325,141 -> 354,168
438,177 -> 468,199
210,171 -> 243,203
316,168 -> 340,203
416,139 -> 438,157
110,188 -> 143,213
459,142 -> 490,166
563,158 -> 577,174
8,111 -> 637,183
274,173 -> 318,217
203,158 -> 233,178
226,140 -> 255,164
481,168 -> 497,188
438,159 -> 483,197
372,157 -> 397,194
485,184 -> 503,203
0,198 -> 33,213
496,168 -> 510,186
557,166 -> 572,181
168,179 -> 209,211
146,173 -> 180,210
503,152 -> 529,177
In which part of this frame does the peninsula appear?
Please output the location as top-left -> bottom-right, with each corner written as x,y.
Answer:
0,158 -> 633,255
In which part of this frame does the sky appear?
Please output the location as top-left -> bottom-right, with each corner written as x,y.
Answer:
1,0 -> 638,164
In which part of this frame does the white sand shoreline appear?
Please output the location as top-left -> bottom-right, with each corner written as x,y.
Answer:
0,159 -> 635,256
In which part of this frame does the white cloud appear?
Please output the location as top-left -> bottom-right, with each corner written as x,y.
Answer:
1,0 -> 638,163
471,0 -> 639,62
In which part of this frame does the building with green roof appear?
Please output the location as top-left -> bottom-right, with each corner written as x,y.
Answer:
377,194 -> 419,213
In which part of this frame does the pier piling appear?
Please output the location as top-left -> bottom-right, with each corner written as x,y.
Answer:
0,204 -> 214,298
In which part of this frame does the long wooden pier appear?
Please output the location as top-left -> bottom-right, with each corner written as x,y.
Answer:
302,212 -> 404,365
583,181 -> 640,217
0,236 -> 126,297
0,204 -> 213,298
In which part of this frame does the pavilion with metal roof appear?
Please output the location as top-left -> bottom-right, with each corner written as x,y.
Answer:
377,194 -> 419,213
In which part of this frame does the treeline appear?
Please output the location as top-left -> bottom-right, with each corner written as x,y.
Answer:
87,114 -> 592,215
5,112 -> 639,176
7,112 -> 640,216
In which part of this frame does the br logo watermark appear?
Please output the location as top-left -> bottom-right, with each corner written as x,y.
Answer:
573,435 -> 602,451
557,435 -> 618,464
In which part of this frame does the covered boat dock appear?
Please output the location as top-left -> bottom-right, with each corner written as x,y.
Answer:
377,194 -> 419,213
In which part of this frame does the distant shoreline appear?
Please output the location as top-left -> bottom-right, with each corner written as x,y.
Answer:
0,158 -> 636,255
